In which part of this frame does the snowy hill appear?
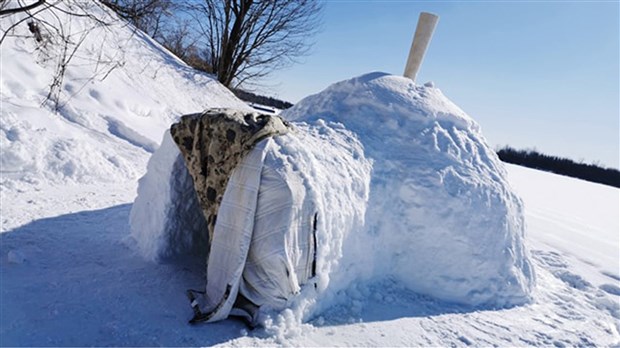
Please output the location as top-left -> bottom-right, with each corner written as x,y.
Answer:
0,1 -> 248,229
1,2 -> 619,346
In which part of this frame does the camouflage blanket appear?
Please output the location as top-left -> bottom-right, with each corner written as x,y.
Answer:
170,108 -> 289,243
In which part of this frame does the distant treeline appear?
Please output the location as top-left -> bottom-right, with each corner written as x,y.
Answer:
232,89 -> 293,110
497,147 -> 620,188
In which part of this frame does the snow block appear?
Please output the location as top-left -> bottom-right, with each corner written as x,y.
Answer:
282,72 -> 535,307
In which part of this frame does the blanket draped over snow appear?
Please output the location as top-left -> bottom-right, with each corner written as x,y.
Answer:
169,109 -> 289,243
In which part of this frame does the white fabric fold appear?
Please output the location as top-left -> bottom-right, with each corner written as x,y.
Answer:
201,139 -> 269,322
201,136 -> 317,321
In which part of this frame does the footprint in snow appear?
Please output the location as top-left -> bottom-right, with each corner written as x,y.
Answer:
531,250 -> 568,269
532,250 -> 594,291
601,271 -> 620,282
599,284 -> 620,296
89,89 -> 101,100
554,270 -> 592,290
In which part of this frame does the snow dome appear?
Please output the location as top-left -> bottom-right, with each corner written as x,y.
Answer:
131,72 -> 535,323
282,72 -> 535,307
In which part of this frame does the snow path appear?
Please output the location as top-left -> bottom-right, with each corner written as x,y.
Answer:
1,166 -> 618,346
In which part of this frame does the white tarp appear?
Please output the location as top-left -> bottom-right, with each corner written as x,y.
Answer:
198,137 -> 317,322
240,138 -> 317,309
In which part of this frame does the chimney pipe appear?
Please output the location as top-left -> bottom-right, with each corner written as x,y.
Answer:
403,12 -> 439,83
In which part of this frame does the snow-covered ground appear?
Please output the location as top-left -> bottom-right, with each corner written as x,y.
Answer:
2,164 -> 618,346
1,2 -> 618,346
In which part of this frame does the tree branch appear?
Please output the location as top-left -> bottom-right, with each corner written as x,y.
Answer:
0,0 -> 45,16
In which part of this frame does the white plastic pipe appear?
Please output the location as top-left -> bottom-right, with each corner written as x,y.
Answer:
403,12 -> 439,83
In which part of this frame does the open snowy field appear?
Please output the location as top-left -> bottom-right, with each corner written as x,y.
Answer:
1,2 -> 618,346
1,164 -> 618,346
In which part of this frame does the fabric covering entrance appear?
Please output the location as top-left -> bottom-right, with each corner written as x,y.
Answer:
169,109 -> 316,324
170,109 -> 289,243
130,110 -> 371,325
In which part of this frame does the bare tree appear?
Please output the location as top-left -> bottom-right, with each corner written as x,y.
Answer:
100,0 -> 175,40
3,0 -> 322,96
187,0 -> 322,88
1,1 -> 125,110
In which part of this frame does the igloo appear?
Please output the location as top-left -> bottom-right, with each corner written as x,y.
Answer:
130,73 -> 535,324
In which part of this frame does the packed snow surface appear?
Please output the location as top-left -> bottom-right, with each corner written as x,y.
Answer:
3,166 -> 618,346
1,2 -> 618,346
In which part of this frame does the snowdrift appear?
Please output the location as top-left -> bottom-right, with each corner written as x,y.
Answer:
282,72 -> 535,308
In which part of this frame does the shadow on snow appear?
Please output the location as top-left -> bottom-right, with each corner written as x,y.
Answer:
309,278 -> 479,328
1,204 -> 504,346
0,204 -> 246,347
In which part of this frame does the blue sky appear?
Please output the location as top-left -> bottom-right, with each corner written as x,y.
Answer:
263,1 -> 619,169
